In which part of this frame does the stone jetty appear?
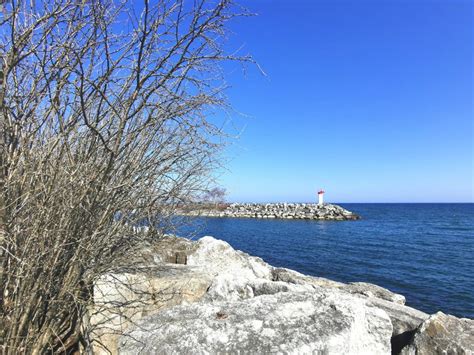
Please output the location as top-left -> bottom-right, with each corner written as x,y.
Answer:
184,203 -> 360,220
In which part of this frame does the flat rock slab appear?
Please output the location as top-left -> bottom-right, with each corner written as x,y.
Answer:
345,282 -> 406,305
119,290 -> 393,355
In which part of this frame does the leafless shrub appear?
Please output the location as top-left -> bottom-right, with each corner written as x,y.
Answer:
0,0 -> 251,353
204,186 -> 227,208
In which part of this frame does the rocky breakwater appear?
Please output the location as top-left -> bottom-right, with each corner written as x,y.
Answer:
92,236 -> 474,355
189,203 -> 360,220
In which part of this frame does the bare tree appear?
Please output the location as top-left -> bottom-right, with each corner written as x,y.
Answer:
0,0 -> 250,353
204,186 -> 227,208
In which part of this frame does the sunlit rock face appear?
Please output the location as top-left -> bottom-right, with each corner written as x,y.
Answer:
400,312 -> 474,355
119,289 -> 393,355
91,235 -> 471,355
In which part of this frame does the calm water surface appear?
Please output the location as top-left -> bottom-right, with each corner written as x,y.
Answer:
178,203 -> 473,318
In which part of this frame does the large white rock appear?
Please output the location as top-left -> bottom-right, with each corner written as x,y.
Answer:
91,265 -> 212,354
187,236 -> 282,301
119,290 -> 393,355
271,268 -> 407,305
187,236 -> 272,279
365,297 -> 428,336
271,266 -> 427,342
91,235 -> 432,354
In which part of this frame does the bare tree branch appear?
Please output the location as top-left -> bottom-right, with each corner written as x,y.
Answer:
0,0 -> 253,353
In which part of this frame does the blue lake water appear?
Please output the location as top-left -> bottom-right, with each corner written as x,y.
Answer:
178,203 -> 474,318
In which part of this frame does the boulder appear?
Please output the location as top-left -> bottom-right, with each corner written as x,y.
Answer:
186,236 -> 274,301
364,297 -> 429,353
119,290 -> 393,355
272,267 -> 347,289
92,235 -> 463,355
400,312 -> 474,355
345,282 -> 406,305
273,270 -> 406,304
271,266 -> 427,351
364,298 -> 428,337
91,265 -> 212,354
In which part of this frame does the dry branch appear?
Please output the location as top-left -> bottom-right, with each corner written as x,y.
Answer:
0,0 -> 251,353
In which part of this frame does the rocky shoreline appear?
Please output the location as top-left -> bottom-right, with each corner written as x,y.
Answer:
182,203 -> 360,220
91,235 -> 473,354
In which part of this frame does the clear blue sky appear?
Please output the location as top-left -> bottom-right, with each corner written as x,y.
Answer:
218,0 -> 473,203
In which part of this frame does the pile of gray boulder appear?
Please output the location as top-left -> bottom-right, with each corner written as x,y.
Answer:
91,236 -> 473,354
186,203 -> 360,220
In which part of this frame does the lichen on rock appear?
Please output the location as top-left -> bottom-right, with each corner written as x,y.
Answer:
400,312 -> 474,355
119,290 -> 393,355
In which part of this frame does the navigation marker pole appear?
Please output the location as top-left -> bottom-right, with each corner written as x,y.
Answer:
318,189 -> 325,205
